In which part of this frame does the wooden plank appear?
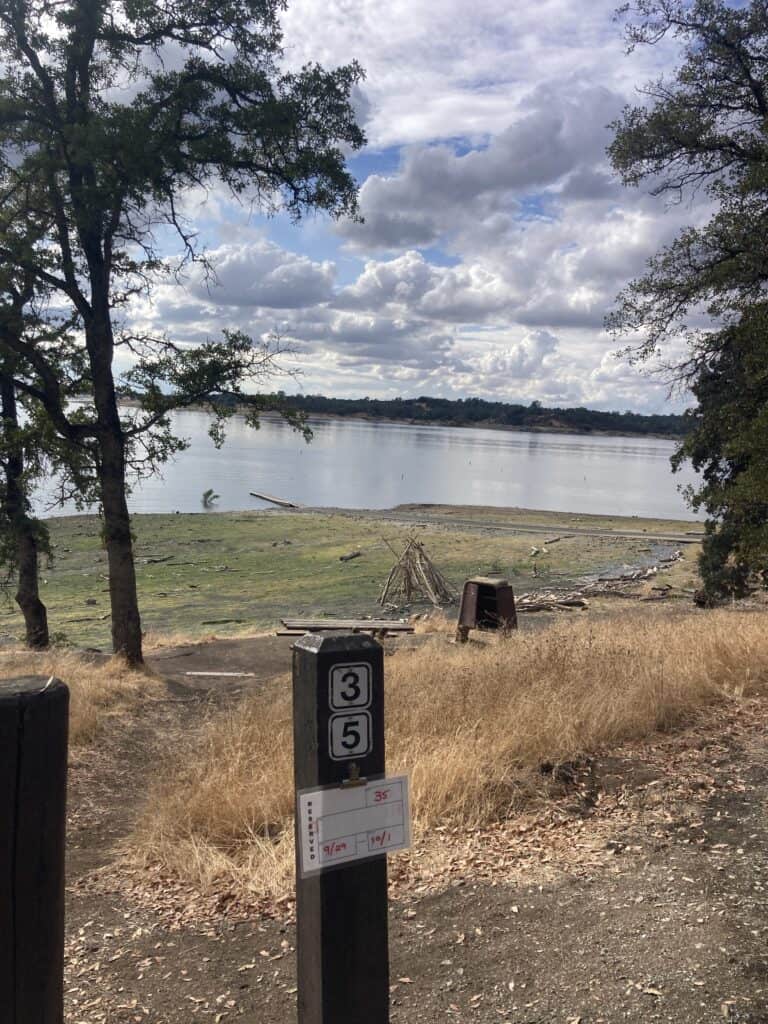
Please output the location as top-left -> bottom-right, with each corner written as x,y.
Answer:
277,629 -> 402,638
282,618 -> 413,632
184,671 -> 257,678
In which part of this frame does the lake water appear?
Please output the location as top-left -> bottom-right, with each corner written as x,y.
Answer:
36,410 -> 700,520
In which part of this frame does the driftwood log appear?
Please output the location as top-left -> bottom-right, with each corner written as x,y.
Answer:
518,596 -> 589,613
340,550 -> 362,562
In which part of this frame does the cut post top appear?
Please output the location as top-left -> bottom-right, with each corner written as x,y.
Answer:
292,631 -> 383,656
0,675 -> 66,702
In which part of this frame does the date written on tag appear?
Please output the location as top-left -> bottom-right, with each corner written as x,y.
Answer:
297,776 -> 411,877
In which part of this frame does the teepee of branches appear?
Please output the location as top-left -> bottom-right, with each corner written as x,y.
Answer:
379,536 -> 456,608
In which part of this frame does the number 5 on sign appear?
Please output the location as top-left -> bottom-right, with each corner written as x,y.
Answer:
329,711 -> 372,760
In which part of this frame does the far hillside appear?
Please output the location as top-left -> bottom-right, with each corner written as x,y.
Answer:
276,393 -> 691,438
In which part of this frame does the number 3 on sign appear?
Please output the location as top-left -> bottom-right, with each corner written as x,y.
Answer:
329,711 -> 372,760
329,663 -> 371,710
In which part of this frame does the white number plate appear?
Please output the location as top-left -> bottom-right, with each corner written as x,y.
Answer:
329,711 -> 372,760
329,663 -> 372,710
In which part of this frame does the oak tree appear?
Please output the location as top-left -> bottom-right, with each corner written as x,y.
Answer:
0,262 -> 91,647
671,303 -> 768,599
0,346 -> 51,648
0,0 -> 364,662
608,0 -> 768,597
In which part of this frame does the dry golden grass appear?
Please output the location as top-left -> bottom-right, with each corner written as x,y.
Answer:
142,626 -> 275,651
0,648 -> 152,746
132,677 -> 296,900
132,607 -> 768,901
411,610 -> 454,634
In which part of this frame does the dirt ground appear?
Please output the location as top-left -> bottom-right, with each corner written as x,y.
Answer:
63,627 -> 768,1024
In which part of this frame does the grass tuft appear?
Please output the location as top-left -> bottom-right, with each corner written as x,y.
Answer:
0,648 -> 153,746
131,608 -> 768,901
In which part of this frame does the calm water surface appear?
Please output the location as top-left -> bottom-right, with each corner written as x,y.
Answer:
37,410 -> 700,519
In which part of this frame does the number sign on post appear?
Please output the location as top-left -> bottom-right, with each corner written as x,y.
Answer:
293,633 -> 405,1024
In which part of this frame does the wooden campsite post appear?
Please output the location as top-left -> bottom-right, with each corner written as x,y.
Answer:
0,676 -> 69,1024
293,633 -> 389,1024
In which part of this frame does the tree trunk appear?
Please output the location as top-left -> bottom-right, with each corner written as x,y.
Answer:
0,372 -> 49,649
14,529 -> 49,650
98,429 -> 143,664
85,305 -> 143,665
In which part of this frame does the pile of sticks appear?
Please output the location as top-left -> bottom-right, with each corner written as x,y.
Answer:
379,536 -> 455,608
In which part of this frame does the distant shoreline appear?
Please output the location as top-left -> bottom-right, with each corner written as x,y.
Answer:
275,409 -> 684,443
117,394 -> 689,443
118,403 -> 684,442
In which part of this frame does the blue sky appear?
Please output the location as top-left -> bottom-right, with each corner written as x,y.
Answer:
133,0 -> 704,414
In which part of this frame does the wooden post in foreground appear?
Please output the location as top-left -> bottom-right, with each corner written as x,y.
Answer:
0,676 -> 69,1024
293,633 -> 389,1024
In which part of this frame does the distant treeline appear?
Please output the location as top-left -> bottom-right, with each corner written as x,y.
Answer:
269,393 -> 691,438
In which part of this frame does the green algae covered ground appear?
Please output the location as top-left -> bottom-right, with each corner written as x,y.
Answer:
0,505 -> 702,649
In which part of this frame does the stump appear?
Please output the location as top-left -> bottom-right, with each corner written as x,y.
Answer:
0,675 -> 69,1024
